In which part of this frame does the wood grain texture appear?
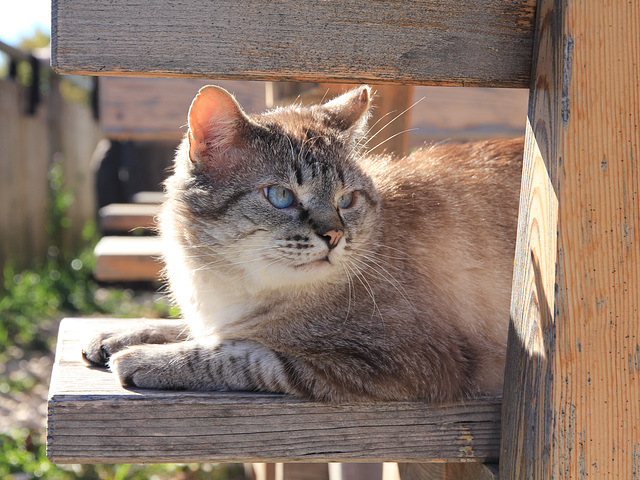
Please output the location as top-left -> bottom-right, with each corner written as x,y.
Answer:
47,318 -> 502,465
93,236 -> 163,282
51,0 -> 536,87
98,203 -> 160,232
501,0 -> 640,478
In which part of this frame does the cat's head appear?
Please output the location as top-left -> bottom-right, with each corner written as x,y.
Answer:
165,85 -> 382,292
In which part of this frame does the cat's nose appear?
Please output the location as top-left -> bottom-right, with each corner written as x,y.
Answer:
321,229 -> 344,250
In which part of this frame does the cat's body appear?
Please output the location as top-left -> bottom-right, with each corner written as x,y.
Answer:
83,86 -> 522,402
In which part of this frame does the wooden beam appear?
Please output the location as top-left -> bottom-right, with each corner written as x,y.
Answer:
500,0 -> 640,477
51,0 -> 536,87
48,318 -> 503,465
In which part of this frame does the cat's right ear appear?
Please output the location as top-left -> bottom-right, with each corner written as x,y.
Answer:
187,86 -> 248,164
322,85 -> 372,140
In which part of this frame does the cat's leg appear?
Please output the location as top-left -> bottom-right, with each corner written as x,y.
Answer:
109,340 -> 294,394
82,321 -> 190,367
107,338 -> 402,401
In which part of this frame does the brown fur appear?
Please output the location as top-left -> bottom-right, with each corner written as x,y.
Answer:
82,86 -> 522,402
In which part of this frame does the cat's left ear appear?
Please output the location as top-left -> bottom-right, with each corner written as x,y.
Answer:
321,85 -> 372,141
187,85 -> 249,164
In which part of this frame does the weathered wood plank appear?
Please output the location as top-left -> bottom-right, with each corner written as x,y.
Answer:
51,0 -> 536,87
93,236 -> 163,282
47,318 -> 502,465
500,0 -> 640,478
98,203 -> 160,233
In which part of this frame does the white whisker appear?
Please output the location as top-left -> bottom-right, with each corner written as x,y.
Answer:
354,96 -> 424,155
344,260 -> 384,328
341,264 -> 354,326
363,128 -> 419,155
350,241 -> 414,260
236,257 -> 284,283
354,254 -> 416,312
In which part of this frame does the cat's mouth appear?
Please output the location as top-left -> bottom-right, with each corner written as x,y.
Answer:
293,256 -> 331,269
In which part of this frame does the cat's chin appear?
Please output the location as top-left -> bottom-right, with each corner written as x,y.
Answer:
247,256 -> 341,292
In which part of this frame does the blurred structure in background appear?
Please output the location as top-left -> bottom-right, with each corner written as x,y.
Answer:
0,39 -> 100,270
93,77 -> 268,210
0,40 -> 527,273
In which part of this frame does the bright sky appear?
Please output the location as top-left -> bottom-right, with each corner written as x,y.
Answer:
0,0 -> 51,47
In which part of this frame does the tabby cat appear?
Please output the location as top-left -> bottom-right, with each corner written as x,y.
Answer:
83,85 -> 522,402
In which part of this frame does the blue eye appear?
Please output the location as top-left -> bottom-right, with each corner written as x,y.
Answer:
265,186 -> 295,208
337,192 -> 354,209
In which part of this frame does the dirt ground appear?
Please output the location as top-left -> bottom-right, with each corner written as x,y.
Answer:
0,351 -> 54,432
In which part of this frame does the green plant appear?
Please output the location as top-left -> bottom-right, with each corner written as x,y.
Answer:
0,156 -> 177,358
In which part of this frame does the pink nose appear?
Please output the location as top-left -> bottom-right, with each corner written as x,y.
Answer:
322,229 -> 344,249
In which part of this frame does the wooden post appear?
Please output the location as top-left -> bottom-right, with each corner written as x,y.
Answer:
501,0 -> 640,478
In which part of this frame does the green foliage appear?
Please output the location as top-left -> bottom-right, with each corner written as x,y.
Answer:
17,28 -> 50,52
0,230 -> 177,360
0,28 -> 51,89
0,429 -> 57,480
46,159 -> 75,260
0,148 -> 176,359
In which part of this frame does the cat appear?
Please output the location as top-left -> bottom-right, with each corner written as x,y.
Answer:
83,85 -> 523,403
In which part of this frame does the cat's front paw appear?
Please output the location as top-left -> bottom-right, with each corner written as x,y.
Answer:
82,331 -> 125,367
109,346 -> 169,389
82,322 -> 189,368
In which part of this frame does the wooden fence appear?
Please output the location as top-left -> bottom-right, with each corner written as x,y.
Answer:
0,59 -> 100,270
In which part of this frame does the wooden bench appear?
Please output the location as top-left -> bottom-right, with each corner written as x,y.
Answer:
49,319 -> 501,466
50,0 -> 640,478
93,236 -> 163,282
98,203 -> 160,233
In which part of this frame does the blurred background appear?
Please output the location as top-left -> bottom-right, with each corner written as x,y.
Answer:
0,2 -> 527,479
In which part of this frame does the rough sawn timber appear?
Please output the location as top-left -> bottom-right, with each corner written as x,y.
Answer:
500,0 -> 640,477
47,318 -> 502,465
51,0 -> 536,87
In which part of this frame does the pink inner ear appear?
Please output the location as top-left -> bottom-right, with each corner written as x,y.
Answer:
188,86 -> 245,163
